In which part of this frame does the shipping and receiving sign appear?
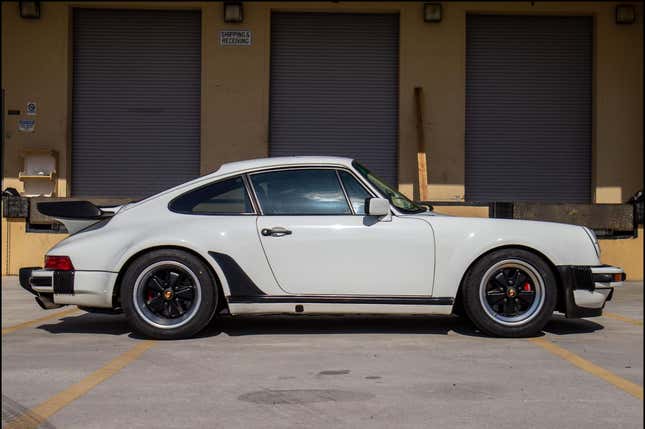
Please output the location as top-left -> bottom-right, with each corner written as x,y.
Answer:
219,30 -> 252,46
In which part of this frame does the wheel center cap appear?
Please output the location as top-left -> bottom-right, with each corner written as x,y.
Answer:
163,289 -> 174,300
507,287 -> 517,298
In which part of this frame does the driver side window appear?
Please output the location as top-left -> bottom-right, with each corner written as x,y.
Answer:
250,169 -> 352,215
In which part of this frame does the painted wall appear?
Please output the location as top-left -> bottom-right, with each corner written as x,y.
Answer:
1,217 -> 68,275
599,228 -> 644,280
2,1 -> 643,278
2,1 -> 72,197
2,1 -> 643,201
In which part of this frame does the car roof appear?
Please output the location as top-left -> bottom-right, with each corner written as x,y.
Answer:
123,156 -> 358,210
215,156 -> 355,176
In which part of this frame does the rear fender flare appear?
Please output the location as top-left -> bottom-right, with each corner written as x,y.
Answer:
114,242 -> 233,298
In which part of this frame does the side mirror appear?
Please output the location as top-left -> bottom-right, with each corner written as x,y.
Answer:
365,197 -> 390,217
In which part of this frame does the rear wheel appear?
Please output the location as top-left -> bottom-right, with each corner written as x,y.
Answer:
462,249 -> 557,337
121,249 -> 217,339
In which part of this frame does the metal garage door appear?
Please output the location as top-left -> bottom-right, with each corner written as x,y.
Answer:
465,15 -> 592,202
270,13 -> 399,185
72,9 -> 201,198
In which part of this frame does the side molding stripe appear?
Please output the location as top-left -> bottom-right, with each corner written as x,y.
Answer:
208,251 -> 266,297
228,296 -> 454,305
207,251 -> 452,306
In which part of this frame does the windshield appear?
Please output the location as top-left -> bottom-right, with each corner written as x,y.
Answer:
352,161 -> 427,214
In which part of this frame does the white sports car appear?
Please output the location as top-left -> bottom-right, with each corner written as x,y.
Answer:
20,157 -> 625,339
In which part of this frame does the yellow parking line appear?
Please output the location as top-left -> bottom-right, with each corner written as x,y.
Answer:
530,337 -> 643,400
603,312 -> 643,326
4,340 -> 156,429
1,308 -> 82,336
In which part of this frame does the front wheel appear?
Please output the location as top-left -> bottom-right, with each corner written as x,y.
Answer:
461,249 -> 557,337
121,249 -> 218,339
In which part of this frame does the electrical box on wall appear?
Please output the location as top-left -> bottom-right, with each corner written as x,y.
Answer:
1,195 -> 29,218
18,149 -> 58,197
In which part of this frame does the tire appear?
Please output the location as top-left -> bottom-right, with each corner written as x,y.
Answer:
121,249 -> 218,339
461,248 -> 557,338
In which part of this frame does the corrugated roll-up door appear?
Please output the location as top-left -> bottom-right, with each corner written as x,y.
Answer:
72,9 -> 201,198
270,13 -> 399,185
465,15 -> 592,202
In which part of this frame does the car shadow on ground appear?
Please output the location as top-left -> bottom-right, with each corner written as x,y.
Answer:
38,312 -> 131,336
197,314 -> 469,338
35,311 -> 604,339
542,314 -> 604,335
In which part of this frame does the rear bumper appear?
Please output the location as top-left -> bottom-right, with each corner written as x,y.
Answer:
556,265 -> 625,318
18,267 -> 117,308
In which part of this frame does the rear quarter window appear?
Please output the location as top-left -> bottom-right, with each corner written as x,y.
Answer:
169,177 -> 254,215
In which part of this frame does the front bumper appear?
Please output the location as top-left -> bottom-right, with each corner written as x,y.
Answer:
19,267 -> 117,308
556,265 -> 625,318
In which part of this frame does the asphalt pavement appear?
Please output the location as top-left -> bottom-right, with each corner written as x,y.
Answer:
2,276 -> 643,428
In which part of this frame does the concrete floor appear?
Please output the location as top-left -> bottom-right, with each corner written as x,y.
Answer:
2,276 -> 643,428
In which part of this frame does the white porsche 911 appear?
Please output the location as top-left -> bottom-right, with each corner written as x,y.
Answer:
20,157 -> 625,339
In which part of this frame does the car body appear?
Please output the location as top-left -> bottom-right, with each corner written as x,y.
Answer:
19,156 -> 625,339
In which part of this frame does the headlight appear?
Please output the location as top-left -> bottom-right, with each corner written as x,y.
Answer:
583,226 -> 601,257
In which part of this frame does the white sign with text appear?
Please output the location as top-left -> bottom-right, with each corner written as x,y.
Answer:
220,30 -> 252,46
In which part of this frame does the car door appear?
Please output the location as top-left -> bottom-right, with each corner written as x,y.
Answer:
250,167 -> 435,296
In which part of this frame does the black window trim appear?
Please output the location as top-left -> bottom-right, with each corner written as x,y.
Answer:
247,166 -> 375,217
168,174 -> 257,216
336,168 -> 376,216
336,170 -> 355,215
241,174 -> 260,214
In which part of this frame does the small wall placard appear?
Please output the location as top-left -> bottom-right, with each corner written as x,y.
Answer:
220,30 -> 252,46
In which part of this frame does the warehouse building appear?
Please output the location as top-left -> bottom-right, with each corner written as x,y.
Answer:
1,1 -> 643,277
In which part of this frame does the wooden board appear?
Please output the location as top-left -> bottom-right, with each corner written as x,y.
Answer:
414,87 -> 429,201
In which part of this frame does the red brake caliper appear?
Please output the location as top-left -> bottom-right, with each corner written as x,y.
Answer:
522,282 -> 532,292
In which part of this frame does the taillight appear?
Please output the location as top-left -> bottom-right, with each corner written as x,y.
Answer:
45,255 -> 75,271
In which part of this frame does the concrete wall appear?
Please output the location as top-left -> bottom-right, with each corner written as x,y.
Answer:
1,217 -> 68,274
2,1 -> 643,201
2,1 -> 72,197
2,1 -> 643,278
599,227 -> 644,280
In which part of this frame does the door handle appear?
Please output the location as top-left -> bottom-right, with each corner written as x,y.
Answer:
261,227 -> 292,237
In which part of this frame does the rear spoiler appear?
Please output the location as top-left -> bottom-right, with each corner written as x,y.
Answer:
37,200 -> 120,234
37,200 -> 116,220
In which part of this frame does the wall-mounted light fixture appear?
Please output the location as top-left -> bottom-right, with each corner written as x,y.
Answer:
224,2 -> 243,23
19,1 -> 40,19
615,5 -> 635,24
424,3 -> 442,23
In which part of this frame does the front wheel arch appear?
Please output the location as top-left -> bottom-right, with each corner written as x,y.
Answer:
112,245 -> 227,312
453,245 -> 563,317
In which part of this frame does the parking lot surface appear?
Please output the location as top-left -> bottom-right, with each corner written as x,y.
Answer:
2,276 -> 643,428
